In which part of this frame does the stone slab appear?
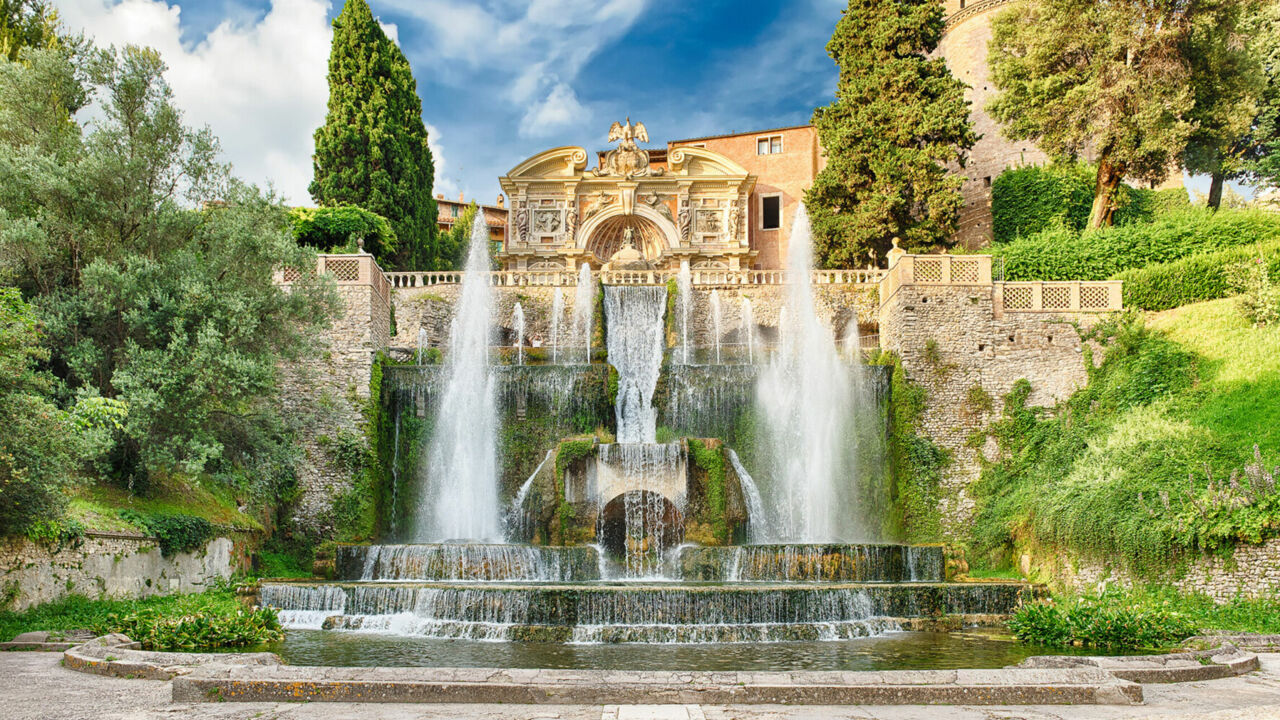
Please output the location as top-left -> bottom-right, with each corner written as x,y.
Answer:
170,666 -> 1143,706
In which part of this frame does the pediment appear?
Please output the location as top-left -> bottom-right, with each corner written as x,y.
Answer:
506,147 -> 589,179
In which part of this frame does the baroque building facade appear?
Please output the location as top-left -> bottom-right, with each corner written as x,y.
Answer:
497,121 -> 823,272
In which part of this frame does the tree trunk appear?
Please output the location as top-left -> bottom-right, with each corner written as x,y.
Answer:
1208,171 -> 1225,211
1088,159 -> 1124,230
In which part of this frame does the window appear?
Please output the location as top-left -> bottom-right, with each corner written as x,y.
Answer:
761,195 -> 781,230
756,135 -> 783,155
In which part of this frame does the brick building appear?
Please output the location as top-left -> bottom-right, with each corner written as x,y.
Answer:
435,192 -> 508,247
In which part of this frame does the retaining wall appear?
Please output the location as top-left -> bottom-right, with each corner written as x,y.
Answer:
0,532 -> 247,612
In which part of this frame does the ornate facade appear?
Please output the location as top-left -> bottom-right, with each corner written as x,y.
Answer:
498,121 -> 758,272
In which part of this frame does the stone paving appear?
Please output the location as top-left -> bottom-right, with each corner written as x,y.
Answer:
3,651 -> 1280,720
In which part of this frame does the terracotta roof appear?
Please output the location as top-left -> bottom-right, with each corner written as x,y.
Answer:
669,124 -> 814,145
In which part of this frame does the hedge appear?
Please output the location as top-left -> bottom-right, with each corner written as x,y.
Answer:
1116,237 -> 1280,311
288,205 -> 399,266
991,208 -> 1280,281
991,163 -> 1189,243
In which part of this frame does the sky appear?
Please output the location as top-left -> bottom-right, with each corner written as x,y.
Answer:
56,0 -> 848,206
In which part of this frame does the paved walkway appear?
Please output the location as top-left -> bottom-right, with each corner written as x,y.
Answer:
3,651 -> 1280,720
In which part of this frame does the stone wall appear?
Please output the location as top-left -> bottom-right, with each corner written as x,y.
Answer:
1,532 -> 245,611
1030,540 -> 1280,604
879,280 -> 1104,536
281,259 -> 391,532
392,283 -> 880,357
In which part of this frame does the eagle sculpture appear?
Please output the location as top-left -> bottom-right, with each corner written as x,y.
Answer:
608,118 -> 649,147
599,118 -> 659,178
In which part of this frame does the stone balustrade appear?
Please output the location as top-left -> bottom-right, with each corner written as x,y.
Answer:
998,281 -> 1123,313
880,254 -> 1122,313
278,253 -> 391,306
385,268 -> 884,289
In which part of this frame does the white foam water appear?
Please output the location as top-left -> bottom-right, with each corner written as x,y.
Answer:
413,213 -> 500,542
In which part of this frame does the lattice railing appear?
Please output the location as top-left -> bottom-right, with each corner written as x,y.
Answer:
276,254 -> 391,305
999,281 -> 1122,312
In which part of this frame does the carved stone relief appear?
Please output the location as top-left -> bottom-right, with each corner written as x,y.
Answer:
534,209 -> 562,234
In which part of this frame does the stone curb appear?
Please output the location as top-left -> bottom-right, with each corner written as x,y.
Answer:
1016,644 -> 1260,684
62,634 -> 280,681
169,666 -> 1143,706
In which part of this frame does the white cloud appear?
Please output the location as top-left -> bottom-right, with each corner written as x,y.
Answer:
520,82 -> 586,138
59,0 -> 333,204
424,122 -> 458,200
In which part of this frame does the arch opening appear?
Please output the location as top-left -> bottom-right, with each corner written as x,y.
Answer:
597,490 -> 684,570
585,214 -> 670,265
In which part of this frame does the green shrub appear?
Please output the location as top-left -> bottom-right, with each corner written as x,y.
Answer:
288,205 -> 399,266
1009,592 -> 1197,649
1116,238 -> 1280,311
992,208 -> 1280,281
991,163 -> 1189,243
119,510 -> 214,557
0,586 -> 283,651
111,605 -> 282,651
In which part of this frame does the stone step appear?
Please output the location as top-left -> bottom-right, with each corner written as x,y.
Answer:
171,665 -> 1143,705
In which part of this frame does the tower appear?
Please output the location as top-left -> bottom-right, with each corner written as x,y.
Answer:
936,0 -> 1048,248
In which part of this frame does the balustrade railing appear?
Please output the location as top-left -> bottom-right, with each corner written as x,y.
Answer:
999,281 -> 1122,312
385,268 -> 885,288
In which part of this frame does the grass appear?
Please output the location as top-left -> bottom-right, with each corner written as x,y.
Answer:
0,585 -> 252,644
1151,298 -> 1280,456
67,474 -> 262,534
969,301 -> 1280,575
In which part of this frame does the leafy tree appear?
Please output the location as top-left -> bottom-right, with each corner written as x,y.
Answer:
1243,1 -> 1280,189
310,0 -> 439,271
806,0 -> 975,268
440,201 -> 477,269
0,47 -> 340,494
0,0 -> 59,60
1181,0 -> 1267,209
0,287 -> 80,535
288,204 -> 398,266
987,0 -> 1234,228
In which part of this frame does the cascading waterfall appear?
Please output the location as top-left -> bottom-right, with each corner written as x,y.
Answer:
727,449 -> 771,544
710,289 -> 722,364
596,443 -> 686,578
604,286 -> 667,443
573,264 -> 594,363
416,328 -> 429,365
412,214 -> 500,542
512,302 -> 525,366
755,205 -> 865,542
740,297 -> 756,364
509,449 -> 553,539
678,260 -> 692,363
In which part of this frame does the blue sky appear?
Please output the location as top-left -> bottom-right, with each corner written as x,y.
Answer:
59,0 -> 847,205
57,0 -> 1235,206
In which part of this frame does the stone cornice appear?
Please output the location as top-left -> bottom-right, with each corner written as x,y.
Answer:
943,0 -> 1020,34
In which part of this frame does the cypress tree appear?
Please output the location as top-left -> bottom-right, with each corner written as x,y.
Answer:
310,0 -> 439,270
806,0 -> 975,268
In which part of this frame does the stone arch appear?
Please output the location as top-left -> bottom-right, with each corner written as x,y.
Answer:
583,214 -> 670,265
596,490 -> 685,562
577,203 -> 682,264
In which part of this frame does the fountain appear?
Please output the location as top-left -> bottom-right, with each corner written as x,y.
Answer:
550,288 -> 563,364
756,205 -> 864,542
512,302 -> 525,366
677,259 -> 692,363
572,264 -> 594,363
260,205 -> 1035,664
710,289 -> 722,364
411,213 -> 500,542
